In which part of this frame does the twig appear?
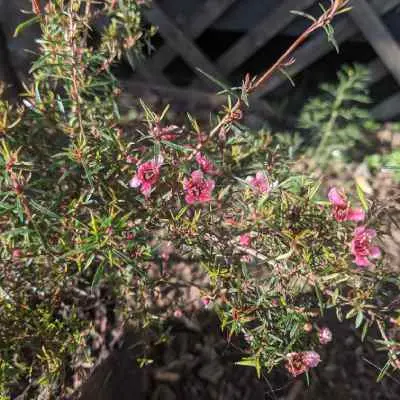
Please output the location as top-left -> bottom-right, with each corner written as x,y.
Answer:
376,319 -> 400,369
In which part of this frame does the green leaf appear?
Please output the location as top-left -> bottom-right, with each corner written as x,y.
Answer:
279,67 -> 295,87
195,68 -> 238,98
314,284 -> 324,315
29,199 -> 60,220
159,104 -> 170,121
336,307 -> 343,322
14,16 -> 40,37
236,356 -> 261,378
361,320 -> 369,342
160,140 -> 192,153
91,264 -> 104,288
290,10 -> 316,22
355,311 -> 364,329
377,360 -> 391,382
276,247 -> 294,261
308,180 -> 321,201
56,95 -> 66,116
345,308 -> 357,320
356,182 -> 368,211
85,254 -> 96,271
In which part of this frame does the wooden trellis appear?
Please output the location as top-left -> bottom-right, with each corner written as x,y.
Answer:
127,0 -> 400,120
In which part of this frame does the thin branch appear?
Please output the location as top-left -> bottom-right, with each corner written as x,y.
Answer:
187,0 -> 351,159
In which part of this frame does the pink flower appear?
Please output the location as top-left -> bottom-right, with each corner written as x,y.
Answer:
303,351 -> 321,368
246,171 -> 270,194
129,155 -> 163,198
239,233 -> 252,247
151,124 -> 181,141
183,170 -> 215,205
286,351 -> 321,377
318,327 -> 333,345
328,187 -> 365,222
126,232 -> 135,240
173,309 -> 183,318
126,155 -> 137,164
351,226 -> 381,267
244,332 -> 254,344
12,249 -> 22,259
202,297 -> 212,309
195,152 -> 218,175
240,254 -> 254,263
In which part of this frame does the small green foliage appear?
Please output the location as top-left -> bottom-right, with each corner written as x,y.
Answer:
366,150 -> 400,182
299,64 -> 375,166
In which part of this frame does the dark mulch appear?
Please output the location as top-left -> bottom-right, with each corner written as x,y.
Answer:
72,308 -> 400,400
75,312 -> 266,400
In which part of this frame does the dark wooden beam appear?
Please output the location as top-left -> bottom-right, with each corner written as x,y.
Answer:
146,0 -> 236,73
121,80 -> 281,122
372,91 -> 400,120
143,4 -> 227,90
216,0 -> 316,75
254,0 -> 400,97
350,0 -> 400,87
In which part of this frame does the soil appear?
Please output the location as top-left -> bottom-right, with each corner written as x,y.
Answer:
72,310 -> 400,400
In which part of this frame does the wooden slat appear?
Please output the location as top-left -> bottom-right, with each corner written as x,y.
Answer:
216,0 -> 316,75
189,0 -> 316,89
133,56 -> 171,86
254,0 -> 400,97
367,58 -> 388,86
146,0 -> 236,73
350,0 -> 400,87
143,4 -> 226,89
372,91 -> 400,120
121,80 -> 228,109
121,80 -> 280,121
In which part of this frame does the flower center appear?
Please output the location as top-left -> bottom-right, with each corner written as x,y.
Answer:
354,234 -> 370,255
144,170 -> 155,181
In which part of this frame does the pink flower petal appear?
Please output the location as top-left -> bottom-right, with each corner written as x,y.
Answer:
206,179 -> 215,191
303,351 -> 321,368
318,327 -> 333,345
184,194 -> 195,205
239,234 -> 251,247
255,171 -> 265,181
365,228 -> 377,238
195,152 -> 217,174
347,208 -> 365,222
354,226 -> 366,236
129,175 -> 141,188
140,182 -> 152,198
370,246 -> 381,259
191,170 -> 204,182
328,187 -> 347,207
354,255 -> 370,267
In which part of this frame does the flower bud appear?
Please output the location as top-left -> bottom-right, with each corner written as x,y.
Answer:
303,323 -> 313,333
318,327 -> 333,344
